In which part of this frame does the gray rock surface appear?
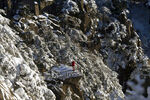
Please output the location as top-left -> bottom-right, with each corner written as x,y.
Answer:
0,14 -> 55,100
0,0 -> 150,100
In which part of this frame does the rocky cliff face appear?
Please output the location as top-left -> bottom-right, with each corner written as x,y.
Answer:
0,0 -> 150,100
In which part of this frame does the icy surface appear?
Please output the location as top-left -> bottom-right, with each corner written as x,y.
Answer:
49,65 -> 82,80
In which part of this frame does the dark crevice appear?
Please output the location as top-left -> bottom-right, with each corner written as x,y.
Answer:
117,62 -> 136,93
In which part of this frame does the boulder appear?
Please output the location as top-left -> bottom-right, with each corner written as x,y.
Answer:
45,65 -> 83,100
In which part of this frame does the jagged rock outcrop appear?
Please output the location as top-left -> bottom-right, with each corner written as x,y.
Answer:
0,0 -> 150,100
45,65 -> 83,100
0,13 -> 55,100
11,11 -> 125,99
0,76 -> 18,100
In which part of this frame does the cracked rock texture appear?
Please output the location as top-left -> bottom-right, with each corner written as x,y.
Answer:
0,0 -> 150,100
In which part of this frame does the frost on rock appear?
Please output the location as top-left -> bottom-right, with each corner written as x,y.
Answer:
1,0 -> 150,99
88,0 -> 98,10
0,75 -> 19,100
126,74 -> 150,100
0,14 -> 10,25
45,65 -> 83,99
83,0 -> 88,5
0,14 -> 55,100
45,64 -> 82,81
62,0 -> 80,14
10,1 -> 125,99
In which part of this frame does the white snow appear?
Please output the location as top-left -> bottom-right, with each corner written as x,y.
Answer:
15,88 -> 29,100
13,57 -> 23,66
0,75 -> 19,100
52,64 -> 73,73
126,75 -> 150,100
38,15 -> 47,19
34,1 -> 38,4
0,14 -> 10,25
48,65 -> 82,81
0,14 -> 56,100
84,0 -> 88,5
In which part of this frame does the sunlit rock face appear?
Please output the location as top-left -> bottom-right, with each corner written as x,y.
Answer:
10,11 -> 124,99
0,0 -> 150,100
0,13 -> 55,100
